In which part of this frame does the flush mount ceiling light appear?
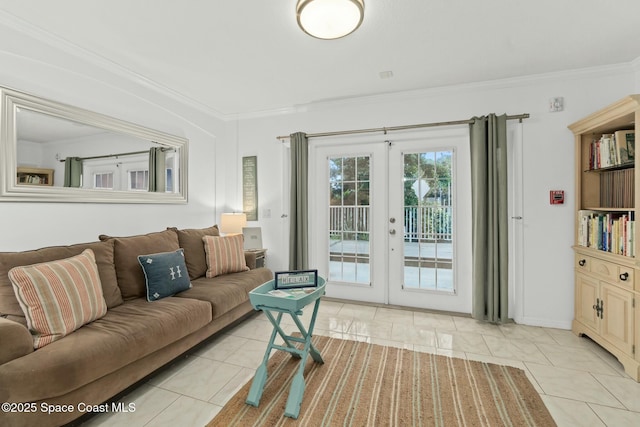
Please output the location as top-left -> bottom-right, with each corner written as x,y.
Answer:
296,0 -> 365,40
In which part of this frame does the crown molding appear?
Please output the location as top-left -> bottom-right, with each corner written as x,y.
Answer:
300,63 -> 635,112
230,105 -> 311,121
233,62 -> 634,120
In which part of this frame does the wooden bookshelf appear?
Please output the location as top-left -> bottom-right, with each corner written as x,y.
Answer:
16,167 -> 54,186
569,95 -> 640,381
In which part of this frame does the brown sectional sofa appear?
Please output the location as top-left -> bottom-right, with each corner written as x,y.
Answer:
0,225 -> 273,427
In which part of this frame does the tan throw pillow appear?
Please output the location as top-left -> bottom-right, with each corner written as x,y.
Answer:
8,249 -> 107,349
202,235 -> 250,278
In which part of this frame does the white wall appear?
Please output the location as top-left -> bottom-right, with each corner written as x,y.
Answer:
0,26 -> 226,251
232,65 -> 637,329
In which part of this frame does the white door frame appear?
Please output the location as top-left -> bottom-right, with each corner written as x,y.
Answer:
508,122 -> 525,322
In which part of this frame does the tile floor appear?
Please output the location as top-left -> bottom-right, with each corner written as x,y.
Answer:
79,300 -> 640,427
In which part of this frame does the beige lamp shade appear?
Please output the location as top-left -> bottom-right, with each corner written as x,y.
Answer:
220,213 -> 247,235
296,0 -> 364,40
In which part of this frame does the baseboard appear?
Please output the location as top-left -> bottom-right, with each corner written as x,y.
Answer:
515,315 -> 572,330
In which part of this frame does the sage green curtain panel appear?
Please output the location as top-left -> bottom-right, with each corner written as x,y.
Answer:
149,147 -> 166,192
63,157 -> 82,188
289,132 -> 309,270
469,114 -> 509,323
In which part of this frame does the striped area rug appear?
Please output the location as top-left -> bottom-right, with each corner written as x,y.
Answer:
208,335 -> 556,426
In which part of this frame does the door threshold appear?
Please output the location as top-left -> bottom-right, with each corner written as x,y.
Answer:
322,296 -> 471,318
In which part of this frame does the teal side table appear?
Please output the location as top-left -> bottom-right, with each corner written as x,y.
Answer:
246,278 -> 326,419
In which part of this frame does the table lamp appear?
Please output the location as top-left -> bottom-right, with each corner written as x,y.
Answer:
220,213 -> 247,235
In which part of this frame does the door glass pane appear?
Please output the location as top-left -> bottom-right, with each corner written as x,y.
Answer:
328,156 -> 370,284
403,150 -> 453,291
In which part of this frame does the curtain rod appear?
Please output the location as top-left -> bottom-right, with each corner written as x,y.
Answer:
58,147 -> 173,162
276,113 -> 530,141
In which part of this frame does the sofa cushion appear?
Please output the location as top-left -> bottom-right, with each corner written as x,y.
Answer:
0,240 -> 120,324
8,249 -> 108,349
168,225 -> 220,280
203,235 -> 250,278
100,229 -> 180,300
138,249 -> 192,301
175,267 -> 273,319
0,297 -> 211,403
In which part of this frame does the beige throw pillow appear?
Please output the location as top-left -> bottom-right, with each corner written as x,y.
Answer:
8,249 -> 107,349
202,235 -> 249,278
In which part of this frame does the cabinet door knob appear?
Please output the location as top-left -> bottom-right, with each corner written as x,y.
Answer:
619,272 -> 629,281
578,259 -> 586,267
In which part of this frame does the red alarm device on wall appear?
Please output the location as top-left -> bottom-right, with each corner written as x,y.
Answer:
550,190 -> 564,205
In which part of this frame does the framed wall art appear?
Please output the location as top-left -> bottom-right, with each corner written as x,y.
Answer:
242,155 -> 258,220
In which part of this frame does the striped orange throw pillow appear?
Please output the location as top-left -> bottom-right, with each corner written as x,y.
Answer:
8,249 -> 107,349
203,235 -> 249,278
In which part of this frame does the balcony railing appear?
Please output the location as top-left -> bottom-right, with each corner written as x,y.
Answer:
329,205 -> 452,242
404,205 -> 452,242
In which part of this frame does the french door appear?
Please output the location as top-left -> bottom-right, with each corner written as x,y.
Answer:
310,140 -> 388,304
309,129 -> 472,313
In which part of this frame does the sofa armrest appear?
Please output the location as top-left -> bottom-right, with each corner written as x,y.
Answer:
0,317 -> 33,365
244,251 -> 257,270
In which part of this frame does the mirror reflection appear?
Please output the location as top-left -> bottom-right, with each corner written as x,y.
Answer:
1,86 -> 188,203
16,109 -> 179,193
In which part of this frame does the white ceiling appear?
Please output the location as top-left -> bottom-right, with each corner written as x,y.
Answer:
1,0 -> 640,117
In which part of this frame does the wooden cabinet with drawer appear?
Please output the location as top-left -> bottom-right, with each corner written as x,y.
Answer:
573,253 -> 637,379
570,96 -> 640,382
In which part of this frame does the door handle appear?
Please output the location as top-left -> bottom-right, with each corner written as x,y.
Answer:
593,298 -> 603,319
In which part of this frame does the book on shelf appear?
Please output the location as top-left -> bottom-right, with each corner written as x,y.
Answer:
618,130 -> 635,161
577,210 -> 635,257
614,130 -> 634,163
18,174 -> 47,184
599,168 -> 634,208
589,130 -> 635,170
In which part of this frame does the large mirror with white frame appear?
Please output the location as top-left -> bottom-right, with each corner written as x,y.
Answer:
0,86 -> 188,203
